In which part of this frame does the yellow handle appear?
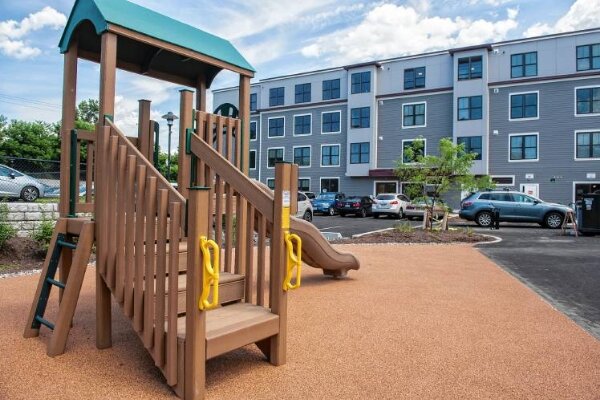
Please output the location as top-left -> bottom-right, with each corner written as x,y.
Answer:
198,236 -> 219,310
283,232 -> 302,291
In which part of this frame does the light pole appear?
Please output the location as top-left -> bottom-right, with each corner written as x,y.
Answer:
161,111 -> 178,182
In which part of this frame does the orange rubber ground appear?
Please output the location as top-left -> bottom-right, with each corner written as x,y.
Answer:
1,244 -> 599,399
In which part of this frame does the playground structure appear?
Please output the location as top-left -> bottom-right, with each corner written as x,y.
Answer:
22,0 -> 359,399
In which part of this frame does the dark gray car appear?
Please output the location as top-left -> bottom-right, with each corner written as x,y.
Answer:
459,191 -> 572,229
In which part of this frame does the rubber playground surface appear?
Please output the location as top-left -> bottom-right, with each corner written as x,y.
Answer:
1,244 -> 599,399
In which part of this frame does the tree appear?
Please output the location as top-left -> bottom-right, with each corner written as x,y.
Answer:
0,119 -> 60,160
395,137 -> 494,229
76,99 -> 99,125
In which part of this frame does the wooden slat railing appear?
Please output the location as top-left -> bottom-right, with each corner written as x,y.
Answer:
72,129 -> 95,214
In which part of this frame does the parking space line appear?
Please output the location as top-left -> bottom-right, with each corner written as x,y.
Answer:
319,226 -> 342,231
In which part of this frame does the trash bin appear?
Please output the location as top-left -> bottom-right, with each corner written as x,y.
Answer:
578,194 -> 600,235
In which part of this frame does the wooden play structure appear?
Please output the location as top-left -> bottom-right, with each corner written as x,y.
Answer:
23,0 -> 359,399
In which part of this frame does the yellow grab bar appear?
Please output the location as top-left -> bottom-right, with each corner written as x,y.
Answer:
198,236 -> 220,310
283,232 -> 302,291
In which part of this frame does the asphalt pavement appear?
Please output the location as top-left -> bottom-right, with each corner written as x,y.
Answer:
311,214 -> 422,238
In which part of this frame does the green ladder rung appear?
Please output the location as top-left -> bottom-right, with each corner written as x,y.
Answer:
46,277 -> 65,289
34,315 -> 55,330
57,240 -> 77,250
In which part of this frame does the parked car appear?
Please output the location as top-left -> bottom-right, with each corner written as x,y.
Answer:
372,193 -> 411,219
303,191 -> 316,201
337,196 -> 374,218
459,190 -> 572,229
0,164 -> 46,202
312,192 -> 345,216
405,197 -> 447,220
297,192 -> 313,222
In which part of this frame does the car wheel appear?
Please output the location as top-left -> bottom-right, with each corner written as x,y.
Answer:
373,214 -> 379,219
21,186 -> 39,202
544,212 -> 563,229
303,210 -> 312,222
359,208 -> 367,218
328,207 -> 335,216
397,209 -> 404,219
475,211 -> 493,227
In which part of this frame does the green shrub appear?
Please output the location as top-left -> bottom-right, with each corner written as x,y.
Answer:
32,219 -> 55,251
394,222 -> 414,233
0,203 -> 16,250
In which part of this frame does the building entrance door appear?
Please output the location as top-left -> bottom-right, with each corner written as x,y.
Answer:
575,182 -> 600,201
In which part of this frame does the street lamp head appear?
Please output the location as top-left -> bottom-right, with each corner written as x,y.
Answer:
161,111 -> 178,127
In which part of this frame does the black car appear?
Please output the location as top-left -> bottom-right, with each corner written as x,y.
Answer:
336,196 -> 374,218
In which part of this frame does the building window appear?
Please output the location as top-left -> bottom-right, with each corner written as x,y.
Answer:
267,179 -> 275,190
294,114 -> 311,135
295,83 -> 311,103
458,56 -> 482,80
298,178 -> 310,191
350,142 -> 370,164
511,52 -> 537,78
250,121 -> 257,140
249,150 -> 257,169
491,176 -> 515,186
402,140 -> 425,163
510,134 -> 538,161
321,145 -> 340,166
510,92 -> 538,120
457,96 -> 482,121
576,87 -> 600,115
269,87 -> 284,107
351,107 -> 370,128
457,136 -> 482,160
576,131 -> 600,159
403,103 -> 426,127
250,93 -> 257,111
404,67 -> 426,90
321,178 -> 339,193
293,146 -> 311,167
576,44 -> 600,71
267,148 -> 284,167
351,71 -> 371,94
268,117 -> 285,138
322,111 -> 341,133
322,79 -> 340,100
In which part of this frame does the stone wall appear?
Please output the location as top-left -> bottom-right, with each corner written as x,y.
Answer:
4,203 -> 59,237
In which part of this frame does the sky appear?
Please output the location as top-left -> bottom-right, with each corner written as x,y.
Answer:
1,0 -> 599,151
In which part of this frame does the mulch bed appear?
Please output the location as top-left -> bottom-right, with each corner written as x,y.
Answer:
0,237 -> 46,275
334,227 -> 494,244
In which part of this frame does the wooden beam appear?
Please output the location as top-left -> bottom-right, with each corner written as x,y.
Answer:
99,33 -> 117,121
178,89 -> 194,199
138,99 -> 151,159
196,75 -> 207,111
238,75 -> 251,175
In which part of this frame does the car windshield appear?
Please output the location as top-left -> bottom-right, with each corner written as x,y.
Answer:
346,196 -> 361,201
317,193 -> 336,200
377,194 -> 395,200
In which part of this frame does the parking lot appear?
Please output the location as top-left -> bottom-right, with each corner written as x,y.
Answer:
311,214 -> 422,238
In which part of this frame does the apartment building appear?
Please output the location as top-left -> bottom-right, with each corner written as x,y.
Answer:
213,28 -> 600,206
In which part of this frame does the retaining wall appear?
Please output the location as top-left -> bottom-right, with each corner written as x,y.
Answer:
4,203 -> 59,237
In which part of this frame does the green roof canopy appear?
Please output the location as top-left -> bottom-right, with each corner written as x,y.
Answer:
59,0 -> 254,86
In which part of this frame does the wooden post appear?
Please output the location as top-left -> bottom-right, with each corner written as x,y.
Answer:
269,162 -> 291,365
196,74 -> 207,112
238,75 -> 250,175
178,90 -> 194,199
96,32 -> 117,350
185,187 -> 210,400
58,39 -> 78,302
138,99 -> 151,159
235,76 -> 251,277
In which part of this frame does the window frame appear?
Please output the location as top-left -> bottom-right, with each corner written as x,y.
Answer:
249,149 -> 257,170
267,178 -> 275,190
490,175 -> 515,187
322,78 -> 341,100
457,56 -> 483,80
349,142 -> 370,164
250,120 -> 258,141
320,144 -> 341,167
402,102 -> 427,128
404,67 -> 426,90
509,91 -> 539,121
292,145 -> 312,168
294,83 -> 311,104
457,96 -> 483,121
266,146 -> 285,169
298,177 -> 311,192
574,86 -> 600,117
350,107 -> 370,129
576,43 -> 600,72
351,71 -> 371,94
320,177 -> 340,193
321,110 -> 342,134
269,87 -> 285,107
401,138 -> 427,164
574,129 -> 600,161
293,113 -> 312,136
250,93 -> 257,112
267,116 -> 285,138
456,136 -> 483,161
510,51 -> 538,78
373,181 -> 399,196
508,132 -> 539,162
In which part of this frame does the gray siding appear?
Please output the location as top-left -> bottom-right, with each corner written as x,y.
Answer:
377,92 -> 453,168
489,78 -> 600,204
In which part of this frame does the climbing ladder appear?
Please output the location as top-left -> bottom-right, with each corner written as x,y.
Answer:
23,218 -> 95,356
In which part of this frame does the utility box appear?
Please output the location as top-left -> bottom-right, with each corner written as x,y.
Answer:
577,194 -> 600,234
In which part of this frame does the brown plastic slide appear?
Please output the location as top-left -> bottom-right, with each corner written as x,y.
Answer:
253,180 -> 359,277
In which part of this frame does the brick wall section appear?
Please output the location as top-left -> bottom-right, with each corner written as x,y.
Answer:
5,203 -> 59,237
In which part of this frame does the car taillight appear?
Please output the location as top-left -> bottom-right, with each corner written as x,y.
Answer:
354,202 -> 361,207
462,201 -> 473,208
390,200 -> 398,205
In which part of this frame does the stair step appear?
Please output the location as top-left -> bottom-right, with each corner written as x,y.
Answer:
157,272 -> 245,316
174,303 -> 279,359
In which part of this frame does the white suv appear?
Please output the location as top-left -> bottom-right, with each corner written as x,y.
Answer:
372,193 -> 410,219
297,192 -> 313,222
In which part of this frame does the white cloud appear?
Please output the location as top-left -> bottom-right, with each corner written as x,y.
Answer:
468,0 -> 513,5
0,6 -> 66,60
301,3 -> 518,65
524,0 -> 600,38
